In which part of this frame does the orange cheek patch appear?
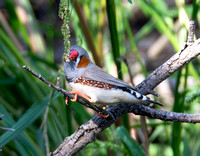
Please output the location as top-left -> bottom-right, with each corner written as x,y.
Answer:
77,57 -> 90,68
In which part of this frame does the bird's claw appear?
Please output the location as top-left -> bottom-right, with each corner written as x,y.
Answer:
97,112 -> 109,118
97,105 -> 109,118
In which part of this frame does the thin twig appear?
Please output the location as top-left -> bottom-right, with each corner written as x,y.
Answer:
23,66 -> 109,117
118,56 -> 135,86
187,20 -> 195,45
0,127 -> 15,132
0,115 -> 15,132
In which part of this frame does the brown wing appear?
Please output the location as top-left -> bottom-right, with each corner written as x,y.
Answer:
82,63 -> 137,90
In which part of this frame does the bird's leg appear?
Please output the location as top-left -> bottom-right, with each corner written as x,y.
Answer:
66,91 -> 109,118
97,113 -> 109,118
65,97 -> 69,105
98,104 -> 107,109
97,105 -> 109,118
67,90 -> 94,103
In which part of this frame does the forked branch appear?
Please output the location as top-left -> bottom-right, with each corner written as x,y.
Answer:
23,21 -> 200,156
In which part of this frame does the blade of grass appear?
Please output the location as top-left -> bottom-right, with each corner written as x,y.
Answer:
124,17 -> 147,77
171,69 -> 184,156
16,133 -> 45,156
14,140 -> 32,156
47,113 -> 64,144
65,102 -> 73,135
115,126 -> 146,156
73,0 -> 101,67
5,0 -> 30,46
136,0 -> 179,51
0,102 -> 44,155
0,29 -> 26,64
106,0 -> 122,79
71,102 -> 91,121
135,20 -> 155,43
192,0 -> 200,20
106,0 -> 132,132
14,0 -> 46,54
0,92 -> 59,148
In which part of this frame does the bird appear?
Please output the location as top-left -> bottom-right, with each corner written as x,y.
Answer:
64,45 -> 163,108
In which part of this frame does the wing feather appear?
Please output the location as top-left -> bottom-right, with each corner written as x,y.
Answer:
82,63 -> 136,90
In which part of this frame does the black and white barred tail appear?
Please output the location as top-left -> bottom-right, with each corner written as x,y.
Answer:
116,87 -> 163,106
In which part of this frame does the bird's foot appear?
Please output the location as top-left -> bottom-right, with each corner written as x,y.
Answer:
98,104 -> 107,109
97,105 -> 109,118
97,113 -> 109,118
67,90 -> 94,103
65,97 -> 69,105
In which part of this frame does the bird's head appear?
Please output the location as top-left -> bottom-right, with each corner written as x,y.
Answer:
64,46 -> 92,82
68,46 -> 91,68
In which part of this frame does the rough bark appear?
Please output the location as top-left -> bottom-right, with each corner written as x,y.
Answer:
24,21 -> 200,156
49,39 -> 200,156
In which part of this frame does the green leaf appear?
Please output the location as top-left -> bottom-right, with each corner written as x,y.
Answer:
115,126 -> 146,156
0,93 -> 59,148
106,0 -> 122,79
14,140 -> 31,156
136,0 -> 179,51
0,101 -> 45,155
128,0 -> 132,4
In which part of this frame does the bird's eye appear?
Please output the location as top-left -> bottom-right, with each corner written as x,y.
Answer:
69,50 -> 78,61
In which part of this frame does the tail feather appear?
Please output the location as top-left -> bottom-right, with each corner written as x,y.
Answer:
142,96 -> 163,106
132,90 -> 163,106
116,86 -> 163,106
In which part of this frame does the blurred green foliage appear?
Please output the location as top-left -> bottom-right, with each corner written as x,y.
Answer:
0,0 -> 200,155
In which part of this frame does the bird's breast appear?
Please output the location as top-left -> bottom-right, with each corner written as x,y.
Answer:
69,82 -> 140,105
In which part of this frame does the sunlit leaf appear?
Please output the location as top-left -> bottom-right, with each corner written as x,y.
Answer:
115,126 -> 146,156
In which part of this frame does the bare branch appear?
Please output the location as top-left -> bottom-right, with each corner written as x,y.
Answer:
23,65 -> 109,117
187,20 -> 195,45
47,21 -> 200,155
136,38 -> 200,94
50,103 -> 200,156
23,20 -> 200,155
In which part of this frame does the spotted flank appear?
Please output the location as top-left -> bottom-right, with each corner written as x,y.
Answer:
115,86 -> 163,106
74,76 -> 114,90
74,76 -> 163,106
